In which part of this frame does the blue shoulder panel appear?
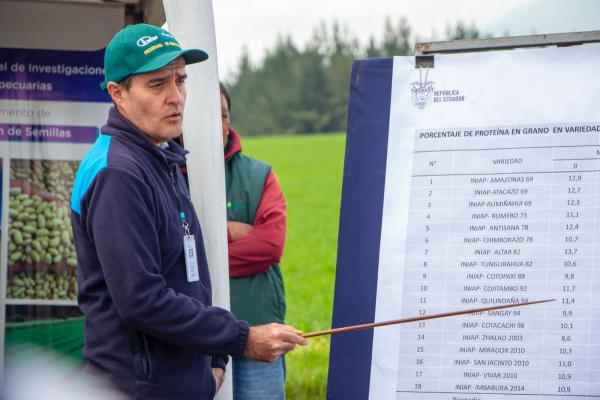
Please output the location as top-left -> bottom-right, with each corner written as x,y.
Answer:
327,57 -> 393,400
70,133 -> 111,214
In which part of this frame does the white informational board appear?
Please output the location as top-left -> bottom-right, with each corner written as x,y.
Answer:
328,44 -> 600,399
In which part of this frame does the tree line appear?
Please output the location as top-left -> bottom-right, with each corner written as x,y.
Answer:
225,18 -> 483,136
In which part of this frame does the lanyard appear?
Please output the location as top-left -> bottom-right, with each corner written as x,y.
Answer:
168,167 -> 191,236
169,166 -> 200,282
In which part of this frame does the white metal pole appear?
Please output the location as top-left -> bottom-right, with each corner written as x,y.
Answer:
162,2 -> 233,399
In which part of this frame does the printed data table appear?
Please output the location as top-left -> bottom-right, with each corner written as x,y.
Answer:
396,124 -> 600,399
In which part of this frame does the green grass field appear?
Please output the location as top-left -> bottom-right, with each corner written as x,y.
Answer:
244,132 -> 346,398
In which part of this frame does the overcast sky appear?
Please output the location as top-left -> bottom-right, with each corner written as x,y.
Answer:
212,0 -> 600,78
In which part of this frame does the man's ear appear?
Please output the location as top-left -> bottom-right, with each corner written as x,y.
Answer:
106,82 -> 126,108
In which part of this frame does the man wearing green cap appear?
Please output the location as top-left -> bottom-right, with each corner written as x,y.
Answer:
71,23 -> 306,399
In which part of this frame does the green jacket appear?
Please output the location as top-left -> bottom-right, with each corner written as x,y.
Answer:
225,132 -> 286,325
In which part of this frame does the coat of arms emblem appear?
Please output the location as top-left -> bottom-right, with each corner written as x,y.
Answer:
411,67 -> 434,109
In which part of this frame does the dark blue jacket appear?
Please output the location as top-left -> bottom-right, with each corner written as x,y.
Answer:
71,108 -> 249,399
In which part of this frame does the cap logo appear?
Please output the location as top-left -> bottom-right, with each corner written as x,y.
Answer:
137,35 -> 158,47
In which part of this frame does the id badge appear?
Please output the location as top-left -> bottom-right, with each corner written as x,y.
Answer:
183,235 -> 199,282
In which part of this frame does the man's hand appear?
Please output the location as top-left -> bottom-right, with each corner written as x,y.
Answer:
227,221 -> 253,241
212,367 -> 224,392
244,323 -> 307,362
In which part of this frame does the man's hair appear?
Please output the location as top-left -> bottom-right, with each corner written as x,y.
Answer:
219,82 -> 231,112
112,75 -> 133,108
119,75 -> 133,91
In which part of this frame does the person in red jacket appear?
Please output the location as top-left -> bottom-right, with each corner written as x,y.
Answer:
221,83 -> 289,399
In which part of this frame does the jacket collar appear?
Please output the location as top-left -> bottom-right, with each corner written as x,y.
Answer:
224,127 -> 242,161
101,107 -> 188,166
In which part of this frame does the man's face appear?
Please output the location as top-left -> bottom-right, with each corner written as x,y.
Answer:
221,93 -> 231,148
109,57 -> 187,144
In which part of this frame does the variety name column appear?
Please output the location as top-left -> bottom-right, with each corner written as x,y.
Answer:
436,131 -> 553,398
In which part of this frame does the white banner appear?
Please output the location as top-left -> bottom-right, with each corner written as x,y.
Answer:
370,44 -> 600,399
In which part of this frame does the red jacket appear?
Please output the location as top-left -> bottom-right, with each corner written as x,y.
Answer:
225,128 -> 286,278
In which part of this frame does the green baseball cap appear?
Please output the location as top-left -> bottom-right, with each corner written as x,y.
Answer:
100,23 -> 208,90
